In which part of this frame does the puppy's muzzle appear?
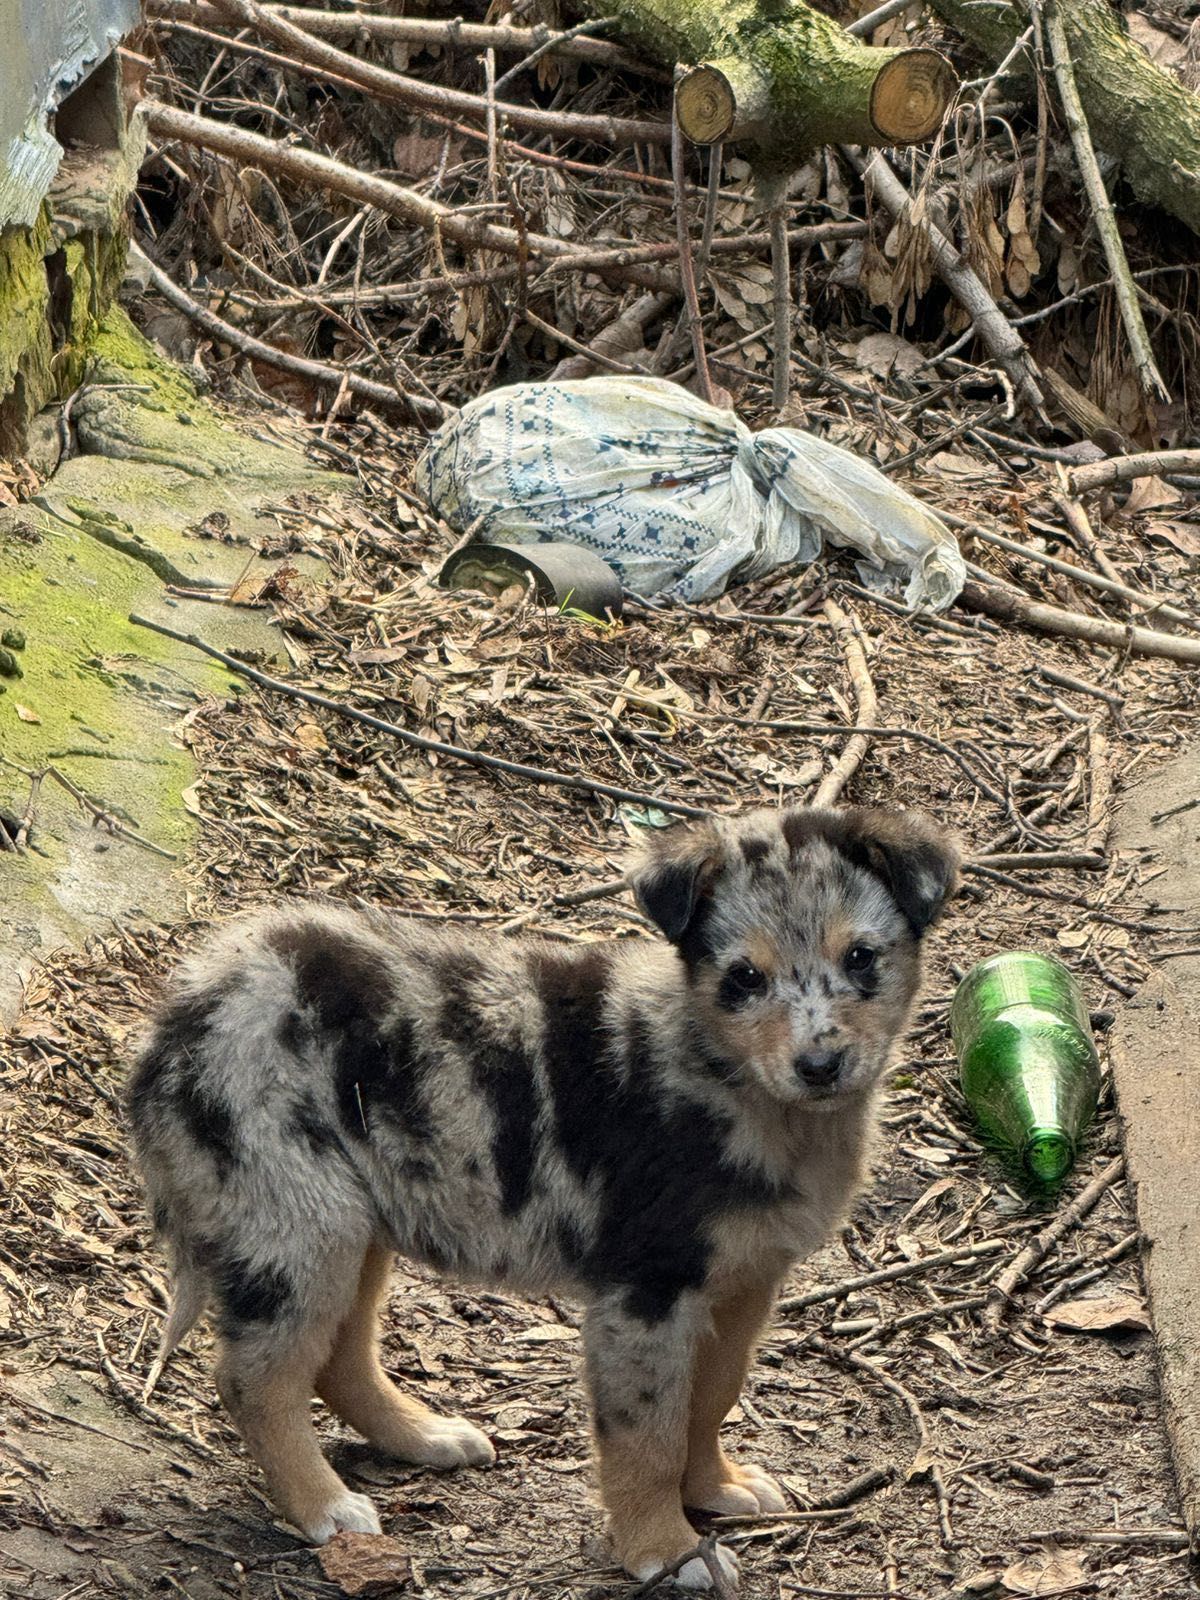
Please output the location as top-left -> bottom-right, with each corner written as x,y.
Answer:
794,1049 -> 844,1089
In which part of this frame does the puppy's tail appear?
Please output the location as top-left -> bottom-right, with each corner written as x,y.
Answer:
143,1235 -> 208,1401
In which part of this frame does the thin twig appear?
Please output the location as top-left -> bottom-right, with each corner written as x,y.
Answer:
771,200 -> 793,411
672,80 -> 716,406
147,1 -> 649,72
202,0 -> 670,148
984,1154 -> 1126,1332
814,600 -> 878,806
808,1336 -> 955,1546
0,754 -> 177,859
778,1238 -> 1007,1313
962,523 -> 1200,633
127,614 -> 711,820
1044,0 -> 1168,403
1085,720 -> 1113,856
142,257 -> 441,425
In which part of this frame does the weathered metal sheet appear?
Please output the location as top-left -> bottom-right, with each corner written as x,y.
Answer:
1,0 -> 141,228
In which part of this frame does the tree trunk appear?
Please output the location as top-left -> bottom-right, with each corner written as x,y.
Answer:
600,0 -> 956,167
931,0 -> 1200,236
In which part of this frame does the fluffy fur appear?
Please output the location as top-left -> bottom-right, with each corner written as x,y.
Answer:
127,805 -> 959,1588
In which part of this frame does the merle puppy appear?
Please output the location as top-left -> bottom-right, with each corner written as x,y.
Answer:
127,805 -> 959,1588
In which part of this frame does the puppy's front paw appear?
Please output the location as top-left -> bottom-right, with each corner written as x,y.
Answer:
732,1464 -> 786,1514
684,1460 -> 787,1516
409,1416 -> 496,1470
634,1543 -> 740,1591
303,1489 -> 383,1543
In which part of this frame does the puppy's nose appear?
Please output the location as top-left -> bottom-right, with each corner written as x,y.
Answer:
794,1049 -> 844,1088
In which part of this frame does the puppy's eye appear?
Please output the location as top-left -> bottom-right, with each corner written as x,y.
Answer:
723,961 -> 767,999
844,944 -> 878,977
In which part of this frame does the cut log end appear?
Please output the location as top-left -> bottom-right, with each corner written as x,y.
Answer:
675,59 -> 769,144
869,50 -> 955,143
676,47 -> 954,153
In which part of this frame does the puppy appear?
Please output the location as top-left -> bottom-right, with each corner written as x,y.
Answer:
127,806 -> 958,1588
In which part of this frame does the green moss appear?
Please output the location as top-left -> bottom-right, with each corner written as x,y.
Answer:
0,513 -> 230,852
0,210 -> 53,413
85,304 -> 202,412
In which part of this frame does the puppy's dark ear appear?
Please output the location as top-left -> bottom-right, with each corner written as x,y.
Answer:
840,808 -> 961,935
629,822 -> 723,949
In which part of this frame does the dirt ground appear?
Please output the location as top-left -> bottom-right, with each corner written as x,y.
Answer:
3,391 -> 1200,1599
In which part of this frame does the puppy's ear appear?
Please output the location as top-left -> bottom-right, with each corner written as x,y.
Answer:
840,808 -> 961,935
629,822 -> 723,949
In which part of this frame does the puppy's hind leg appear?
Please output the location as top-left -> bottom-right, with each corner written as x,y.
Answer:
316,1237 -> 494,1470
215,1246 -> 382,1545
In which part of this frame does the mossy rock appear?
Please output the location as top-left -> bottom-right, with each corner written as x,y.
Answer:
0,306 -> 351,1019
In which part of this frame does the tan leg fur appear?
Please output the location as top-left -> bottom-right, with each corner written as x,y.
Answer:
316,1238 -> 495,1471
682,1276 -> 787,1516
216,1321 -> 381,1542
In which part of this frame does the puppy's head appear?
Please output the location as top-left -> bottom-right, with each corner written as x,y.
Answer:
631,806 -> 959,1106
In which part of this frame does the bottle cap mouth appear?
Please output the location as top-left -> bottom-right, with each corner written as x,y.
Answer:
1024,1130 -> 1074,1185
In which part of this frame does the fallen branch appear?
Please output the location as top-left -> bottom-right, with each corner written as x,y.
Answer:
963,522 -> 1200,633
957,579 -> 1200,664
778,1237 -> 1007,1313
984,1154 -> 1126,1331
974,850 -> 1106,871
141,255 -> 444,425
1044,0 -> 1167,403
202,0 -> 671,148
605,0 -> 955,162
143,101 -> 678,293
551,291 -> 673,379
147,102 -> 866,293
147,0 -> 654,72
127,614 -> 711,820
1066,448 -> 1200,495
851,150 -> 1044,409
0,754 -> 178,860
1085,719 -> 1113,856
814,600 -> 878,806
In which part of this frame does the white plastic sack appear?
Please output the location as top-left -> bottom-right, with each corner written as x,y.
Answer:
414,376 -> 965,611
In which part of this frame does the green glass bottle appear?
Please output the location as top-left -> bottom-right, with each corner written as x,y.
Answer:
950,951 -> 1101,1185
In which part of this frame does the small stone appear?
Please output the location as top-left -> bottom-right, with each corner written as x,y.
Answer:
0,649 -> 23,678
1,629 -> 25,651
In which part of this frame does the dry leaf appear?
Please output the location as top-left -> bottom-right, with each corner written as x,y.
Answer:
924,1330 -> 969,1369
14,703 -> 40,723
1044,1292 -> 1151,1334
1002,1545 -> 1085,1594
293,722 -> 329,752
1126,13 -> 1187,74
853,331 -> 926,379
1145,520 -> 1200,556
1056,928 -> 1089,948
907,1441 -> 943,1480
516,1322 -> 578,1342
1124,475 -> 1184,514
179,784 -> 205,817
317,1530 -> 413,1596
350,647 -> 409,667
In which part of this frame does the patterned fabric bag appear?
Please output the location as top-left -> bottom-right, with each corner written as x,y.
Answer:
415,376 -> 964,611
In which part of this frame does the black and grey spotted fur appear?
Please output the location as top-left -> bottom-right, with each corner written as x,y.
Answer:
127,806 -> 959,1589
